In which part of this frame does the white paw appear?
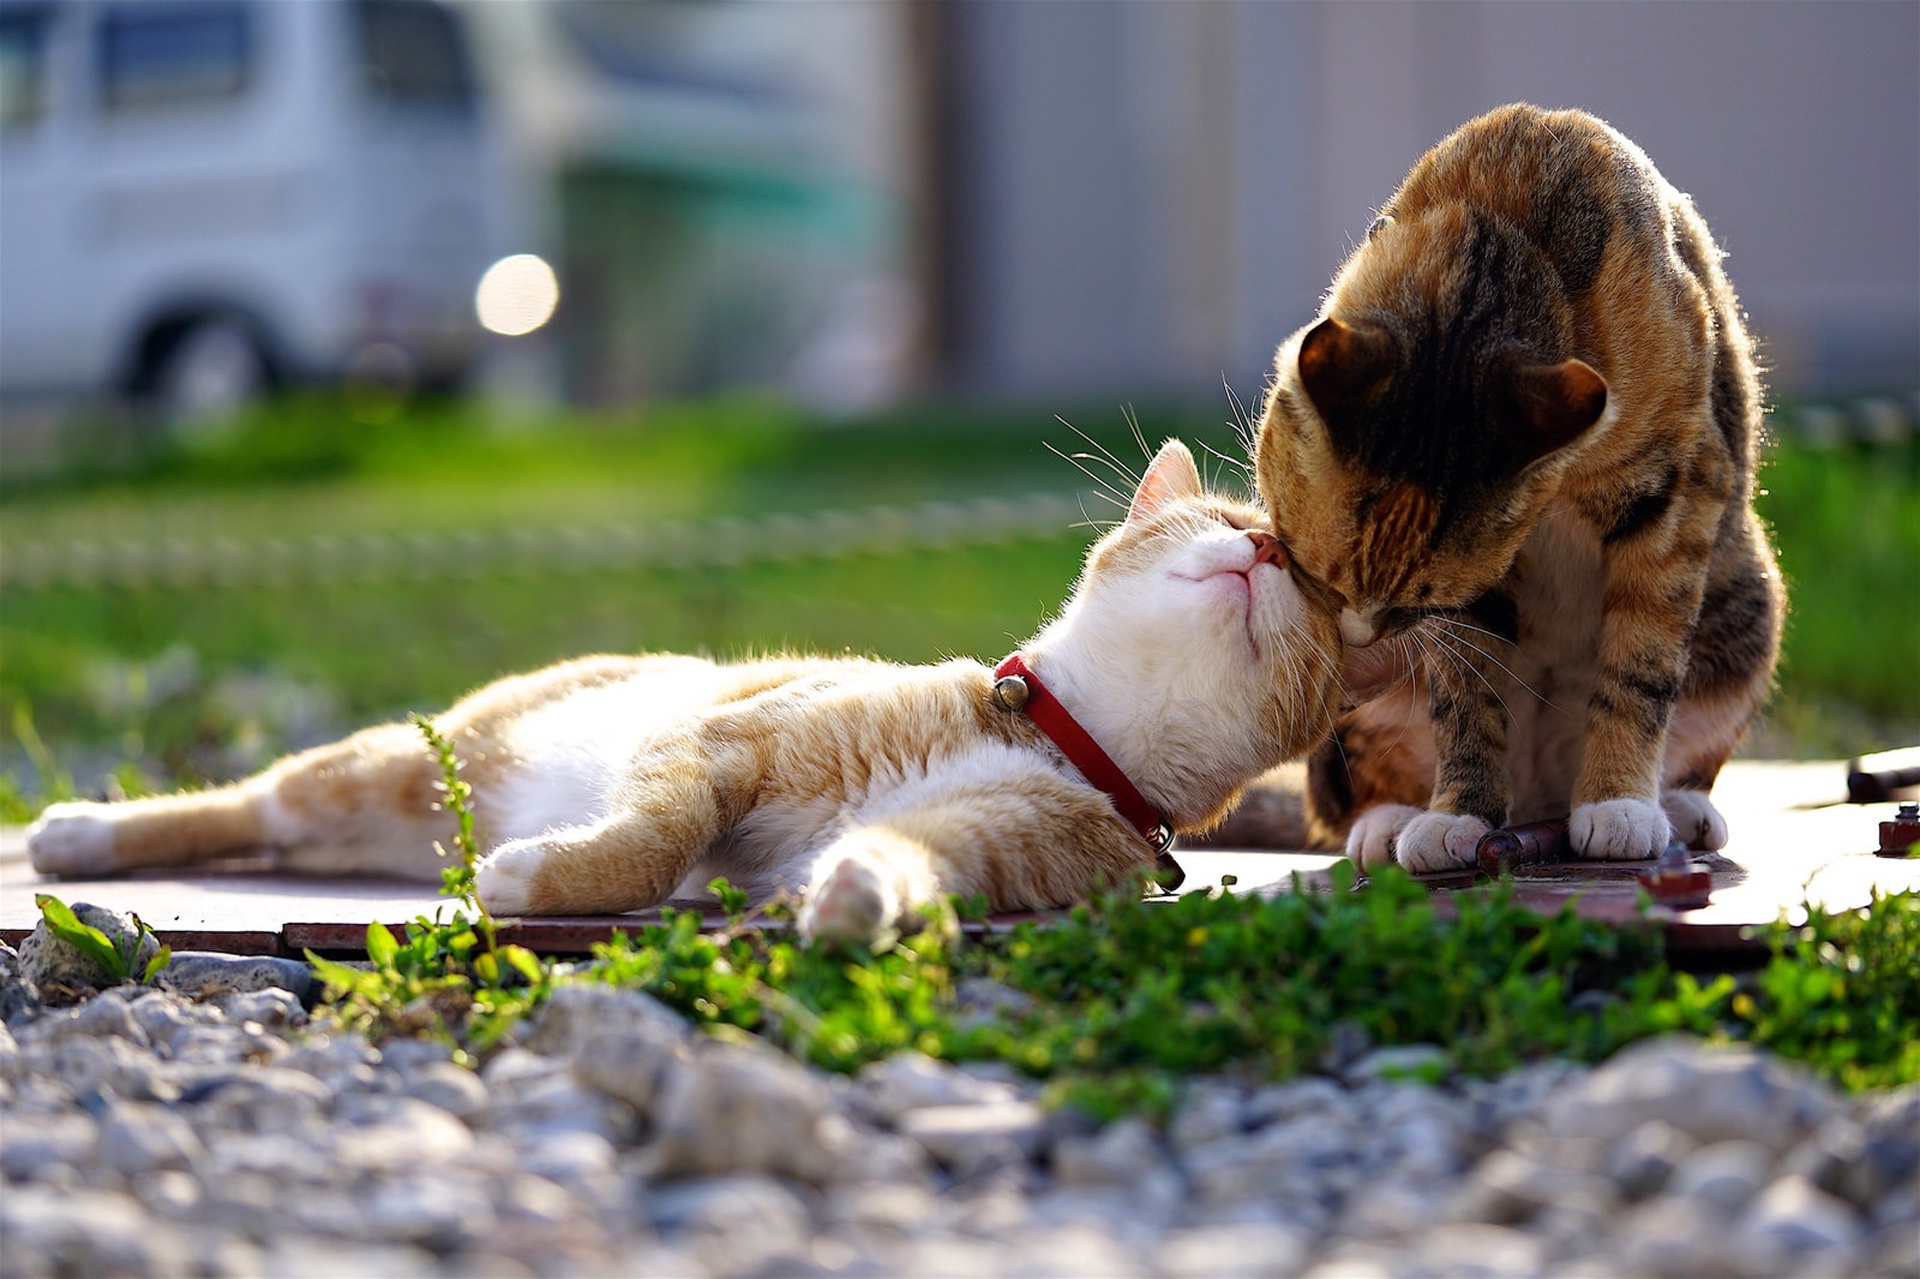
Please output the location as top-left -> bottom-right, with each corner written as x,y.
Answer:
799,854 -> 896,946
1346,804 -> 1426,870
1662,789 -> 1727,851
1394,811 -> 1492,874
474,839 -> 546,915
27,803 -> 120,876
1571,799 -> 1671,860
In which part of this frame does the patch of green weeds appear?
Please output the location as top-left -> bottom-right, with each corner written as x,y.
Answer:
304,715 -> 552,1061
583,900 -> 964,1072
562,866 -> 1919,1113
1737,886 -> 1920,1091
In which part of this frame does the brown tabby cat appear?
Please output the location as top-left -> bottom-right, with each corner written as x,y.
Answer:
1252,103 -> 1783,871
29,442 -> 1345,944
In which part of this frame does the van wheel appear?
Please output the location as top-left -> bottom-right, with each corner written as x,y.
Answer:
152,318 -> 271,435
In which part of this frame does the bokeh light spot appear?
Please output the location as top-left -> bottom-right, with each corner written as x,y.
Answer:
475,254 -> 559,337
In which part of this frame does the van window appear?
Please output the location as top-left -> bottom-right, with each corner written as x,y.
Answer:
354,0 -> 474,112
0,4 -> 52,131
97,2 -> 253,114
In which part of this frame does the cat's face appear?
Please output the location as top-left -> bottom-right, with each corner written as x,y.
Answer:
1039,441 -> 1343,790
1253,310 -> 1607,647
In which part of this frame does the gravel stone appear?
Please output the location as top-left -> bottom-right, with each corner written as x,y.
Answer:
896,1099 -> 1048,1180
1735,1175 -> 1865,1272
1665,1138 -> 1775,1213
156,952 -> 319,1006
1543,1035 -> 1838,1154
1,979 -> 1910,1279
98,1100 -> 207,1175
400,1059 -> 490,1118
851,1049 -> 1019,1126
1158,1219 -> 1312,1278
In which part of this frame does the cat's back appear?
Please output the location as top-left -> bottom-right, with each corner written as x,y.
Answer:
1388,103 -> 1669,278
463,652 -> 882,841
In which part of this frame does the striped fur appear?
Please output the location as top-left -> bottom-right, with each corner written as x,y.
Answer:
1251,104 -> 1783,870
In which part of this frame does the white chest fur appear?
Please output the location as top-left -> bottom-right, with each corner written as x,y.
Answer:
1504,507 -> 1606,822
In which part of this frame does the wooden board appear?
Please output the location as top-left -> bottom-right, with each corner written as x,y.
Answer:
2,761 -> 1913,958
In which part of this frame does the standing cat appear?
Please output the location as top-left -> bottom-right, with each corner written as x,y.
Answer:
1252,103 -> 1783,871
29,442 -> 1344,944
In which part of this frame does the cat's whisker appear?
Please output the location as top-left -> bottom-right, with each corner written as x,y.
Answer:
1044,442 -> 1136,512
1060,420 -> 1146,492
1422,625 -> 1524,725
1194,438 -> 1253,497
1428,618 -> 1559,711
1428,616 -> 1518,649
1119,406 -> 1152,471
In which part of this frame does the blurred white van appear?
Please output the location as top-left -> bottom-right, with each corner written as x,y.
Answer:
0,0 -> 507,426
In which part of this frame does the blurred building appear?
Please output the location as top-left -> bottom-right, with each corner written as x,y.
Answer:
927,0 -> 1920,403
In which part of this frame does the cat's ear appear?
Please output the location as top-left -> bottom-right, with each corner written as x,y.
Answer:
1503,358 -> 1609,464
1296,317 -> 1395,424
1128,440 -> 1203,522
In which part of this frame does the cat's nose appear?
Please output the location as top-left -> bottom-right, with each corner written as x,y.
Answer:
1339,608 -> 1380,647
1247,531 -> 1287,568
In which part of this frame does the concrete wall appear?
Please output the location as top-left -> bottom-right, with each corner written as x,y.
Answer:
940,0 -> 1919,402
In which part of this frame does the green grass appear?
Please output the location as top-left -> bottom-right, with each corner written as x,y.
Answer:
1754,430 -> 1920,753
299,858 -> 1920,1108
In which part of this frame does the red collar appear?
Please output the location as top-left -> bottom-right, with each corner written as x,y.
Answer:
992,653 -> 1174,854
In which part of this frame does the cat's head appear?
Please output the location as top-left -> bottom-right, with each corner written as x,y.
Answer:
1252,211 -> 1610,646
1026,440 -> 1343,830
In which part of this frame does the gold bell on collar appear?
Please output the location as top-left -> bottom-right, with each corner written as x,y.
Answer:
993,675 -> 1030,712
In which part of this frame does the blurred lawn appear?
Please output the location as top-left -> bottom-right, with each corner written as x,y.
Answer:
0,392 -> 1913,796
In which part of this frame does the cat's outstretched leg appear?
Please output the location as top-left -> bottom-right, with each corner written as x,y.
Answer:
29,721 -> 449,879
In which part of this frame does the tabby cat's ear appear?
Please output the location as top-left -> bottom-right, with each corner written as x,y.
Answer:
1127,440 -> 1203,522
1502,358 -> 1609,465
1296,317 -> 1395,424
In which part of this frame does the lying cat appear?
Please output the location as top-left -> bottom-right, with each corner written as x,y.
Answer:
28,441 -> 1344,944
1253,103 -> 1783,871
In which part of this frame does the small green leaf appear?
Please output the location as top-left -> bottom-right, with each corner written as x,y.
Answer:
304,949 -> 383,999
365,922 -> 400,971
35,893 -> 130,981
501,945 -> 545,985
142,945 -> 172,985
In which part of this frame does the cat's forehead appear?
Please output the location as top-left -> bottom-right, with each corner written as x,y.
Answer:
1088,491 -> 1261,571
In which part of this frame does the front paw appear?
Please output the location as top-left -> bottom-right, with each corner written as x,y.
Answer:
28,802 -> 120,876
798,855 -> 897,948
1394,811 -> 1491,874
474,840 -> 546,915
1662,789 -> 1727,851
1347,804 -> 1425,870
1571,799 -> 1671,860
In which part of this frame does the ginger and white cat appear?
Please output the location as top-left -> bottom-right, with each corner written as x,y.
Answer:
1253,104 -> 1783,871
29,442 -> 1344,944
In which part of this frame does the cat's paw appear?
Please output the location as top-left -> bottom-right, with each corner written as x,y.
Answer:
1393,811 -> 1491,874
27,802 -> 120,876
1347,804 -> 1426,870
474,840 -> 546,915
1662,789 -> 1728,851
1570,799 -> 1672,860
799,854 -> 899,947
